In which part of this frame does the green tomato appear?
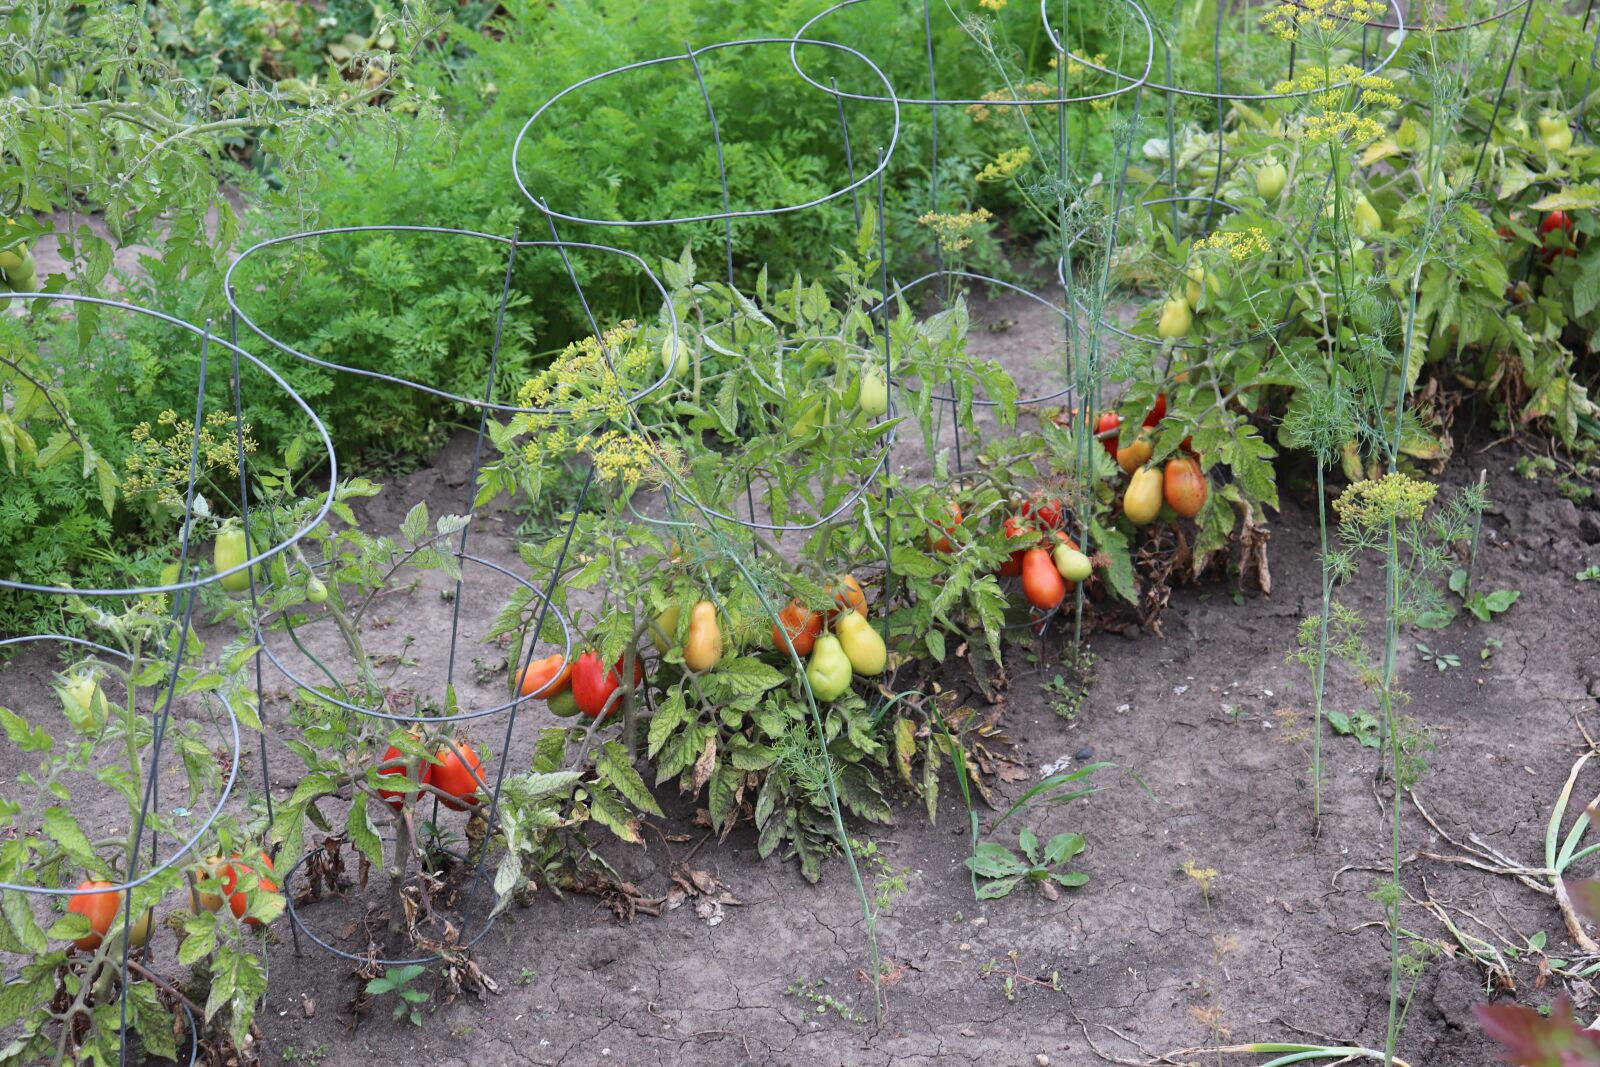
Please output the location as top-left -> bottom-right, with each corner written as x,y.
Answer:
805,635 -> 853,702
1539,114 -> 1573,153
1352,194 -> 1382,237
214,528 -> 251,593
1253,161 -> 1287,201
1156,297 -> 1191,339
1052,545 -> 1093,582
788,395 -> 826,439
547,688 -> 580,718
857,369 -> 889,418
306,578 -> 329,604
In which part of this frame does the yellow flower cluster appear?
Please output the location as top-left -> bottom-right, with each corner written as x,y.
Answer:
124,410 -> 255,509
1273,67 -> 1400,110
979,0 -> 1006,9
1300,110 -> 1385,145
1260,0 -> 1386,40
1334,472 -> 1437,529
964,80 -> 1057,122
1194,226 -> 1271,261
976,146 -> 1033,182
512,321 -> 664,485
917,208 -> 993,252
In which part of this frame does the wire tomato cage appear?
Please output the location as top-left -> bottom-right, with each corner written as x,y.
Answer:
0,292 -> 336,1065
221,227 -> 697,965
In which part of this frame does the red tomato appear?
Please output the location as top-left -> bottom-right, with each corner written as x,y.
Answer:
429,743 -> 484,811
67,880 -> 120,950
1541,210 -> 1578,261
376,745 -> 420,811
999,517 -> 1033,577
1163,456 -> 1208,519
1144,394 -> 1167,427
771,599 -> 823,656
517,653 -> 572,698
571,651 -> 632,720
218,854 -> 278,926
1031,496 -> 1063,530
1021,547 -> 1068,610
1095,411 -> 1122,457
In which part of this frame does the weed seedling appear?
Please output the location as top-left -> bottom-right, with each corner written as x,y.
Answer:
366,965 -> 429,1026
965,828 -> 1088,900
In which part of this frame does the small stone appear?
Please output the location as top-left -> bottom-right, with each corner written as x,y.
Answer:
1074,746 -> 1094,761
959,942 -> 971,951
1588,677 -> 1600,699
1036,1056 -> 1052,1066
971,917 -> 987,927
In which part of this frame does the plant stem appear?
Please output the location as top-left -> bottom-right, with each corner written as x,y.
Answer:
1311,462 -> 1332,831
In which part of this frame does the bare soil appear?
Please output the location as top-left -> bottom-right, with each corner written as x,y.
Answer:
4,284 -> 1600,1067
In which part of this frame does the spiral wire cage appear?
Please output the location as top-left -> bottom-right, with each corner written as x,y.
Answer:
0,292 -> 337,1064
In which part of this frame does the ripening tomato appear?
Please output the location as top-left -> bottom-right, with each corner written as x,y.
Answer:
517,653 -> 572,698
1123,467 -> 1164,526
306,577 -> 329,604
1163,456 -> 1208,519
926,503 -> 963,553
1541,210 -> 1577,261
66,880 -> 121,950
1021,547 -> 1067,611
1095,411 -> 1122,458
218,854 -> 279,925
683,600 -> 723,672
376,745 -> 421,810
547,688 -> 580,717
806,635 -> 853,702
834,612 -> 887,676
1053,542 -> 1093,582
828,574 -> 869,617
1117,432 -> 1154,474
429,743 -> 484,811
857,369 -> 889,417
771,599 -> 823,656
650,604 -> 682,655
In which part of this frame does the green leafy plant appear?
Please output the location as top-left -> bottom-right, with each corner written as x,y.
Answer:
365,964 -> 430,1026
1414,642 -> 1459,671
1449,568 -> 1520,623
964,827 -> 1088,901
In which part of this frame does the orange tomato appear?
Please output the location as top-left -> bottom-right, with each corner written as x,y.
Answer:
517,654 -> 572,698
376,745 -> 421,810
429,743 -> 484,811
771,599 -> 823,656
1020,547 -> 1068,611
926,503 -> 963,553
67,880 -> 120,950
1163,456 -> 1208,519
827,575 -> 869,618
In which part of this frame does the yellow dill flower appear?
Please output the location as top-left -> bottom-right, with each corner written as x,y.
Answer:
1334,473 -> 1437,529
979,0 -> 1006,9
1194,226 -> 1271,261
511,320 -> 667,485
1300,111 -> 1384,146
1261,0 -> 1384,41
917,208 -> 993,252
976,146 -> 1032,182
124,410 -> 255,508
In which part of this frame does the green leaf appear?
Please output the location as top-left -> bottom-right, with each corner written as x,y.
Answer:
965,841 -> 1027,879
588,785 -> 642,844
647,688 -> 690,758
597,741 -> 663,816
1043,832 -> 1086,866
347,793 -> 385,871
975,875 -> 1022,900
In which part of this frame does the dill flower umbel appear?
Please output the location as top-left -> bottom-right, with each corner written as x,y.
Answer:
976,146 -> 1032,182
917,208 -> 993,252
1194,226 -> 1271,261
1261,0 -> 1386,41
511,321 -> 668,485
124,410 -> 255,508
1334,473 -> 1437,529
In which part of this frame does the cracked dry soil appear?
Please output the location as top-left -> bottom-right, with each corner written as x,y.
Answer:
3,287 -> 1598,1067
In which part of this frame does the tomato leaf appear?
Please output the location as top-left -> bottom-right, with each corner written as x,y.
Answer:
597,741 -> 663,816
